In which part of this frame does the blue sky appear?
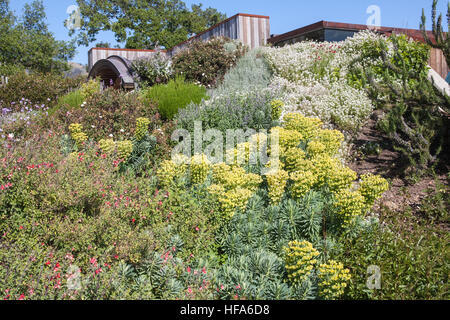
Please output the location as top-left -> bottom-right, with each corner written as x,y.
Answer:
8,0 -> 448,65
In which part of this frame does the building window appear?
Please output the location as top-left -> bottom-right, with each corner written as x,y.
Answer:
324,29 -> 357,42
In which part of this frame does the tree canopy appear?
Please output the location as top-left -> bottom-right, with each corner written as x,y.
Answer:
0,0 -> 76,74
69,0 -> 227,50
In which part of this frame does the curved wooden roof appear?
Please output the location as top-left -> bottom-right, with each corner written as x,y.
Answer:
88,55 -> 135,89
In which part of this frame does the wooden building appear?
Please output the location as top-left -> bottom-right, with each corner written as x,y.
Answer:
170,13 -> 270,55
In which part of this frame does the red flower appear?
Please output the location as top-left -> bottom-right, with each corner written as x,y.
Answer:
90,257 -> 97,266
18,294 -> 25,300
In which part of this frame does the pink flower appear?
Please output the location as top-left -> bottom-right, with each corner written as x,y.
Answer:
90,257 -> 97,266
236,284 -> 241,290
18,294 -> 25,300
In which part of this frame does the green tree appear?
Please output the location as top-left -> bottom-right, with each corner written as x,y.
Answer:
95,42 -> 112,48
22,0 -> 48,33
0,0 -> 76,74
69,0 -> 226,50
420,0 -> 450,66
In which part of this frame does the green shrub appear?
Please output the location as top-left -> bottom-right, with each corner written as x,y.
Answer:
0,72 -> 84,109
144,76 -> 208,120
0,129 -> 218,299
131,52 -> 173,88
80,79 -> 101,101
334,207 -> 449,300
177,89 -> 276,134
53,90 -> 84,112
357,35 -> 450,176
55,88 -> 161,141
173,37 -> 247,88
0,63 -> 25,76
418,174 -> 450,222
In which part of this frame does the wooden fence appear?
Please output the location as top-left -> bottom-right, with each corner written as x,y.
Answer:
429,48 -> 449,80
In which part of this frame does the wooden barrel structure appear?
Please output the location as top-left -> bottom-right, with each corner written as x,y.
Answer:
88,55 -> 135,90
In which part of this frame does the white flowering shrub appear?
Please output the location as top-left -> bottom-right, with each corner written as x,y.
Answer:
261,31 -> 391,133
131,52 -> 174,87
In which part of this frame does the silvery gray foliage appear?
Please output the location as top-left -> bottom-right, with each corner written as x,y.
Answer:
176,89 -> 276,134
212,48 -> 273,97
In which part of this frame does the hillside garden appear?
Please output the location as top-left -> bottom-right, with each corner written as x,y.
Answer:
0,30 -> 449,300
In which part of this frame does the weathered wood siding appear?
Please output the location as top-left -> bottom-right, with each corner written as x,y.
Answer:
170,13 -> 270,55
429,48 -> 449,79
88,48 -> 162,72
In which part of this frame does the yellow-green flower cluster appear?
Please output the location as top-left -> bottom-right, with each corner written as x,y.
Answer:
69,123 -> 88,148
282,148 -> 308,172
310,154 -> 338,188
333,189 -> 366,224
314,129 -> 344,156
270,99 -> 284,120
226,142 -> 252,167
266,169 -> 289,204
290,170 -> 317,200
117,140 -> 133,161
327,166 -> 357,193
213,164 -> 261,192
308,155 -> 356,193
190,154 -> 211,184
317,260 -> 351,300
209,163 -> 262,218
359,174 -> 389,207
208,185 -> 254,218
264,158 -> 285,172
135,117 -> 151,141
271,127 -> 303,151
80,79 -> 100,100
157,159 -> 188,188
283,113 -> 323,140
99,139 -> 116,154
306,140 -> 326,157
284,240 -> 320,284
